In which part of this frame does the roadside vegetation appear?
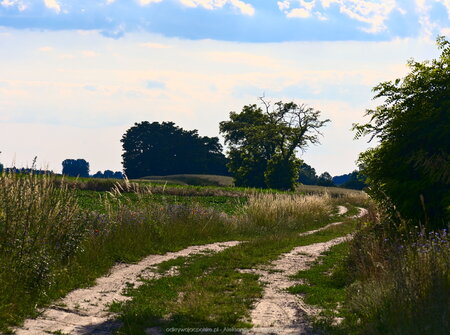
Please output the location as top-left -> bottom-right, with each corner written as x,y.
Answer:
287,37 -> 449,335
0,170 -> 365,333
0,171 -> 242,332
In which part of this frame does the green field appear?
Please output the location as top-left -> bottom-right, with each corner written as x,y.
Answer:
138,174 -> 234,187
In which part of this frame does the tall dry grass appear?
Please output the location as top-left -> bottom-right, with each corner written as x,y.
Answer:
239,193 -> 333,233
0,171 -> 88,288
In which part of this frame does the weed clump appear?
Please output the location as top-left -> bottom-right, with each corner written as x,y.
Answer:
343,222 -> 450,335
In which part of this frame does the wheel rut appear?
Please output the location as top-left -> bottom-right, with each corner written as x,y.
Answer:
15,241 -> 241,335
244,207 -> 367,335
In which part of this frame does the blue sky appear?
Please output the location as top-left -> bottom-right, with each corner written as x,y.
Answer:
0,1 -> 449,175
1,0 -> 449,41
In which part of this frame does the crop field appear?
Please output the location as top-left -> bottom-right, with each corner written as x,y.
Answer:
0,172 -> 448,335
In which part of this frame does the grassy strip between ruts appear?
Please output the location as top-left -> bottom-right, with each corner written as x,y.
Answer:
112,218 -> 361,335
288,242 -> 351,323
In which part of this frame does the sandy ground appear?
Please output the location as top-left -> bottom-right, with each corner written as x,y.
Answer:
244,207 -> 368,335
14,241 -> 241,335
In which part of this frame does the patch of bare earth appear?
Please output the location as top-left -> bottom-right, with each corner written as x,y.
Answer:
243,207 -> 367,335
14,241 -> 241,335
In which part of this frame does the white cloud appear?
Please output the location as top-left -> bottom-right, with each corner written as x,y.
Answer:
136,0 -> 255,15
0,29 -> 440,175
44,0 -> 61,13
441,27 -> 450,36
139,42 -> 172,48
230,0 -> 254,15
278,1 -> 291,11
137,0 -> 163,5
337,0 -> 397,33
415,0 -> 450,40
280,0 -> 397,33
436,0 -> 450,17
81,50 -> 98,58
415,0 -> 441,40
38,46 -> 53,52
179,0 -> 254,15
207,51 -> 280,69
282,0 -> 317,19
1,0 -> 27,11
287,7 -> 311,18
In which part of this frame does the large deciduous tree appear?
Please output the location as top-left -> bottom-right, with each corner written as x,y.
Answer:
220,99 -> 329,190
62,159 -> 89,177
353,37 -> 450,230
121,121 -> 228,179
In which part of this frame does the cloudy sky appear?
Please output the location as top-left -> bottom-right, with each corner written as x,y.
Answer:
0,0 -> 449,175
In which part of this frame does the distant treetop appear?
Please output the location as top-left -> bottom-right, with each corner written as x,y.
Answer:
121,121 -> 228,179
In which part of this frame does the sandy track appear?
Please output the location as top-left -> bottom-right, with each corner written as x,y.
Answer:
243,235 -> 351,335
245,207 -> 368,335
299,206 -> 366,237
15,241 -> 241,335
337,205 -> 348,216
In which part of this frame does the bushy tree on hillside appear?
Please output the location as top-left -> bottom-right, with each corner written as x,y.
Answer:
121,121 -> 228,179
220,99 -> 329,190
341,170 -> 367,190
92,170 -> 124,179
353,37 -> 450,230
298,163 -> 319,185
62,159 -> 89,177
317,172 -> 335,187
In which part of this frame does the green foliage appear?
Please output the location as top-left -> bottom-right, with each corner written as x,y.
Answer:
353,37 -> 450,229
298,162 -> 319,185
220,99 -> 329,190
341,171 -> 367,190
264,154 -> 301,190
121,121 -> 228,179
62,158 -> 90,177
317,171 -> 335,187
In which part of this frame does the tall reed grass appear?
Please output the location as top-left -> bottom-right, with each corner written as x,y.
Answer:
0,171 -> 88,289
239,193 -> 332,233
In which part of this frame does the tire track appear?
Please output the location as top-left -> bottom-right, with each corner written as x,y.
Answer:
15,241 -> 241,335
